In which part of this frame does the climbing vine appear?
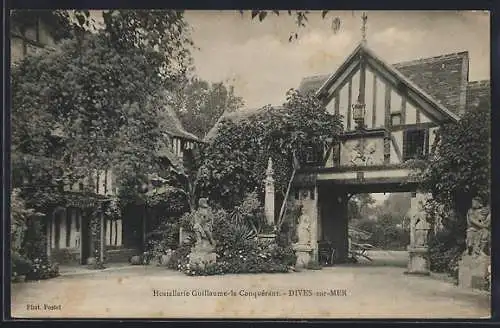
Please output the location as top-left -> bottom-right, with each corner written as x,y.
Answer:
196,89 -> 343,210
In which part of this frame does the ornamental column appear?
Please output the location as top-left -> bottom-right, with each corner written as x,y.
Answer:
264,158 -> 275,227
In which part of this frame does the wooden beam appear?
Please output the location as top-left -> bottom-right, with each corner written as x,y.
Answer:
416,108 -> 421,124
334,92 -> 340,115
384,84 -> 391,164
390,134 -> 403,161
321,61 -> 360,104
372,74 -> 377,127
366,56 -> 453,123
384,84 -> 391,127
389,122 -> 438,132
347,80 -> 353,130
401,97 -> 407,125
359,60 -> 366,104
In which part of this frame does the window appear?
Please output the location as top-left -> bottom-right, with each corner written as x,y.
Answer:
403,129 -> 428,161
105,219 -> 123,246
391,112 -> 402,126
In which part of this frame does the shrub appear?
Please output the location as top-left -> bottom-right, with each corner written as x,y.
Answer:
12,252 -> 33,279
145,220 -> 180,262
178,240 -> 295,276
167,244 -> 192,270
428,229 -> 464,278
25,257 -> 60,281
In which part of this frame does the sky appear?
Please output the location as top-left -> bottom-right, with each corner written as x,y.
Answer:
184,10 -> 489,204
185,10 -> 490,111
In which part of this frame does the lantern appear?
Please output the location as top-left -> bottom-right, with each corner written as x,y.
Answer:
352,101 -> 366,129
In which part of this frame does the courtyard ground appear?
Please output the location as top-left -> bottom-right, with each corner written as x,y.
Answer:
11,251 -> 490,319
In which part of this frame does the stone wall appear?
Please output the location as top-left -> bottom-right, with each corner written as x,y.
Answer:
105,247 -> 139,263
50,248 -> 81,265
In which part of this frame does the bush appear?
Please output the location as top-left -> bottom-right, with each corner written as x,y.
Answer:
167,244 -> 192,270
12,252 -> 33,279
428,229 -> 464,278
168,194 -> 296,276
145,220 -> 180,262
25,257 -> 60,281
180,241 -> 295,276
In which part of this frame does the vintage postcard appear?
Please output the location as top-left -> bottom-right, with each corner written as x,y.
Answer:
9,10 -> 491,319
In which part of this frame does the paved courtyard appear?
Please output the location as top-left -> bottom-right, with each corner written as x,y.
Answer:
11,251 -> 490,319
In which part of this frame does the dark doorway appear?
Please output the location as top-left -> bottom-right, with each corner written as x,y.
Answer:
80,212 -> 91,264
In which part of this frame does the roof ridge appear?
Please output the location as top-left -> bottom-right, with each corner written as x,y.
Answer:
393,51 -> 469,67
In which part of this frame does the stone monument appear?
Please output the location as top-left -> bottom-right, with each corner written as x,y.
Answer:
406,193 -> 431,275
458,197 -> 490,290
262,157 -> 276,238
189,198 -> 217,269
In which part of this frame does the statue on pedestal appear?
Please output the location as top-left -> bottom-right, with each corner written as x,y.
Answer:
410,194 -> 430,247
192,198 -> 215,248
466,197 -> 490,257
189,198 -> 217,269
297,212 -> 312,246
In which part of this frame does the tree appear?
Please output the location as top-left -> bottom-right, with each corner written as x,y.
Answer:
11,32 -> 180,207
418,105 -> 490,220
11,10 -> 194,89
348,193 -> 375,221
170,78 -> 244,139
196,89 -> 343,211
242,10 -> 342,42
410,104 -> 491,275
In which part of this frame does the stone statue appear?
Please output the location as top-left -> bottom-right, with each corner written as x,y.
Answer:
414,215 -> 430,247
297,212 -> 312,246
466,197 -> 490,257
189,198 -> 217,269
193,198 -> 215,248
410,194 -> 430,247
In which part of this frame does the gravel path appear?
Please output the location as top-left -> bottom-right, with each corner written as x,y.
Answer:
11,262 -> 490,319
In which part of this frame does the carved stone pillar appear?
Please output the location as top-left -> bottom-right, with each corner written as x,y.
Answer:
406,192 -> 431,275
264,158 -> 275,227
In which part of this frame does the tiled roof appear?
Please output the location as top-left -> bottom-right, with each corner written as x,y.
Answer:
298,50 -> 472,115
393,51 -> 469,115
466,80 -> 490,111
159,104 -> 200,142
204,106 -> 276,143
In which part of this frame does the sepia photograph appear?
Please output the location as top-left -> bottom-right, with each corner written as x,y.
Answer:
9,10 -> 491,319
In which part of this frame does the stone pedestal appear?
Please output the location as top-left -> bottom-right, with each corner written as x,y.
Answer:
258,233 -> 276,243
406,246 -> 430,275
293,244 -> 313,268
189,240 -> 216,269
458,254 -> 490,290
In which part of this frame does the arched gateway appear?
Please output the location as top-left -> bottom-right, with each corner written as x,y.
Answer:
289,39 -> 467,266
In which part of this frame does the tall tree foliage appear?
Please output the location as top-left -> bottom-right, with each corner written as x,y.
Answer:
11,31 -> 189,207
196,89 -> 342,210
11,10 -> 194,88
410,105 -> 491,275
170,78 -> 244,139
418,105 -> 491,218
